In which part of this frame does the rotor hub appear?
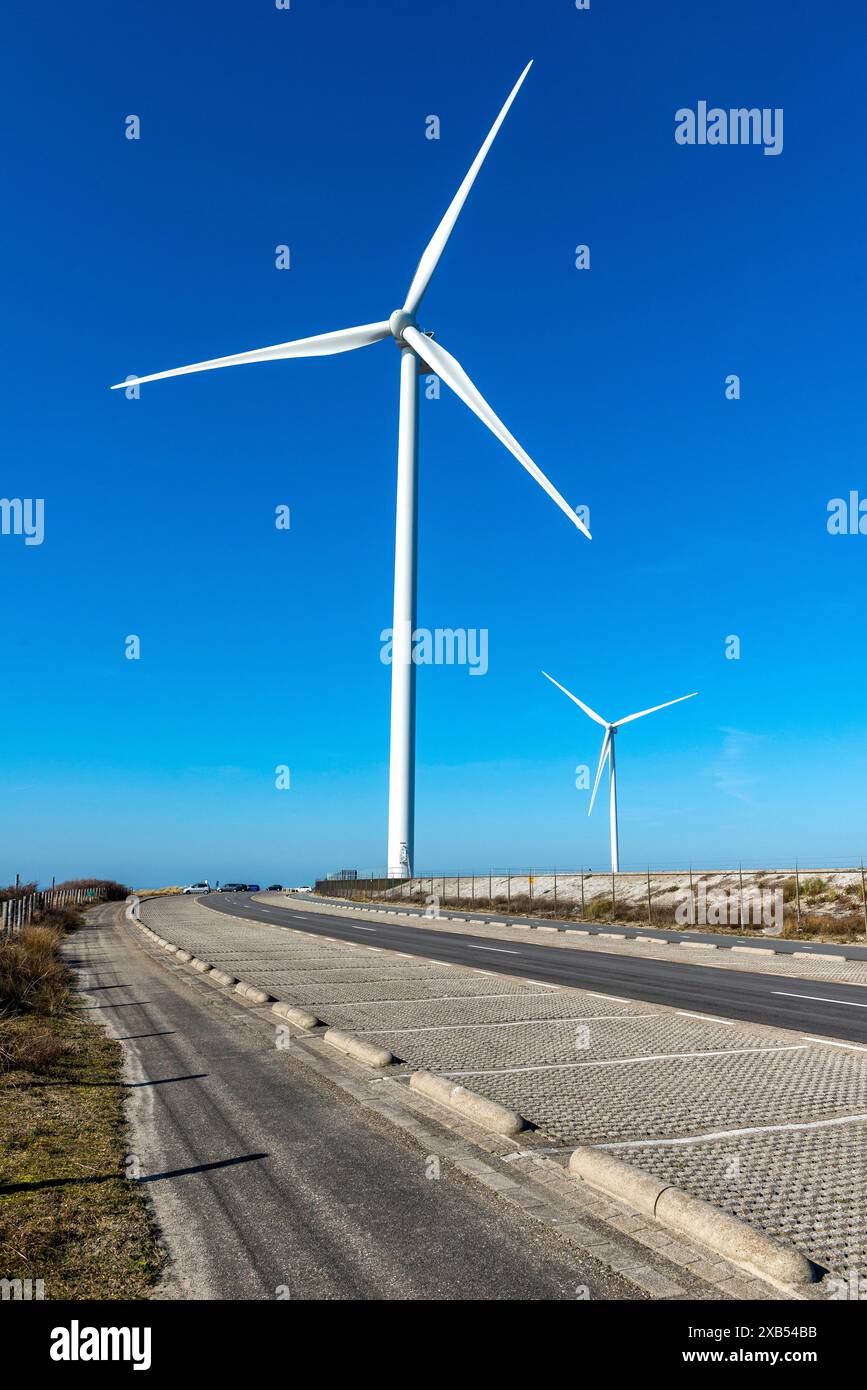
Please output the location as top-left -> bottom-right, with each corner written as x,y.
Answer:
389,309 -> 416,344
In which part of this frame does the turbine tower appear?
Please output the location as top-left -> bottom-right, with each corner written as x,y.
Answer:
112,62 -> 592,880
542,672 -> 697,872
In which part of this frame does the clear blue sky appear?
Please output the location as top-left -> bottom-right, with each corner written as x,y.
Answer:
2,0 -> 865,886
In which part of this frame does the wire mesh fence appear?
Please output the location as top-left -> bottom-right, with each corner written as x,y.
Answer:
316,860 -> 867,935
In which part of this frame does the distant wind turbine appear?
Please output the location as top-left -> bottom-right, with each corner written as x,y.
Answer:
542,672 -> 697,872
112,61 -> 591,879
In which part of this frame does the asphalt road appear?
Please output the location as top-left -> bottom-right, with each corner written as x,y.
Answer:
312,893 -> 867,960
206,894 -> 867,1046
75,903 -> 633,1300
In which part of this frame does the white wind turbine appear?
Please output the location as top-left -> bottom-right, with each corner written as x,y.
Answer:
542,672 -> 697,872
112,61 -> 591,880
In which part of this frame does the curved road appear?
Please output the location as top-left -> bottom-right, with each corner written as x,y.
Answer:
78,903 -> 635,1300
206,894 -> 867,1046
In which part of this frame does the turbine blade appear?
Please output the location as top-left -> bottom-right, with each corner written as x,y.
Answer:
110,321 -> 391,389
404,327 -> 591,538
541,672 -> 607,727
613,691 -> 699,728
589,730 -> 611,816
402,61 -> 533,315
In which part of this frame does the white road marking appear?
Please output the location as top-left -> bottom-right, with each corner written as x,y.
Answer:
356,1013 -> 659,1035
804,1036 -> 867,1053
773,991 -> 867,1008
677,1010 -> 735,1025
523,980 -> 559,990
442,1044 -> 804,1078
329,990 -> 554,1006
603,1110 -> 867,1148
467,945 -> 519,955
587,991 -> 631,1005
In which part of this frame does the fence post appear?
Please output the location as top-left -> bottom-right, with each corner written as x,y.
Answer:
507,874 -> 511,911
611,871 -> 616,921
738,864 -> 744,929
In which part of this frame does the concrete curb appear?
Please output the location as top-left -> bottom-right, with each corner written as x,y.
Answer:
208,969 -> 238,987
410,1071 -> 526,1137
190,958 -> 212,973
272,1002 -> 319,1030
324,1028 -> 393,1068
234,980 -> 274,1005
569,1146 -> 820,1286
175,950 -> 193,963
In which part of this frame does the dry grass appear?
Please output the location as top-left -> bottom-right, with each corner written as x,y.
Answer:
0,926 -> 71,1024
781,913 -> 866,943
0,909 -> 163,1298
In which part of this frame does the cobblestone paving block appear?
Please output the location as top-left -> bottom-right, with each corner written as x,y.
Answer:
465,1046 -> 867,1146
321,992 -> 645,1030
619,1120 -> 867,1279
288,976 -> 536,1005
358,1014 -> 786,1074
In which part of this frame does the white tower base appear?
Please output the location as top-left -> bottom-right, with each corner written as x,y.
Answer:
386,346 -> 419,878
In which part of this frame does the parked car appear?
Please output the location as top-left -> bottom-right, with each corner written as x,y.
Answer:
219,883 -> 245,893
183,881 -> 211,895
246,884 -> 261,893
267,884 -> 283,892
